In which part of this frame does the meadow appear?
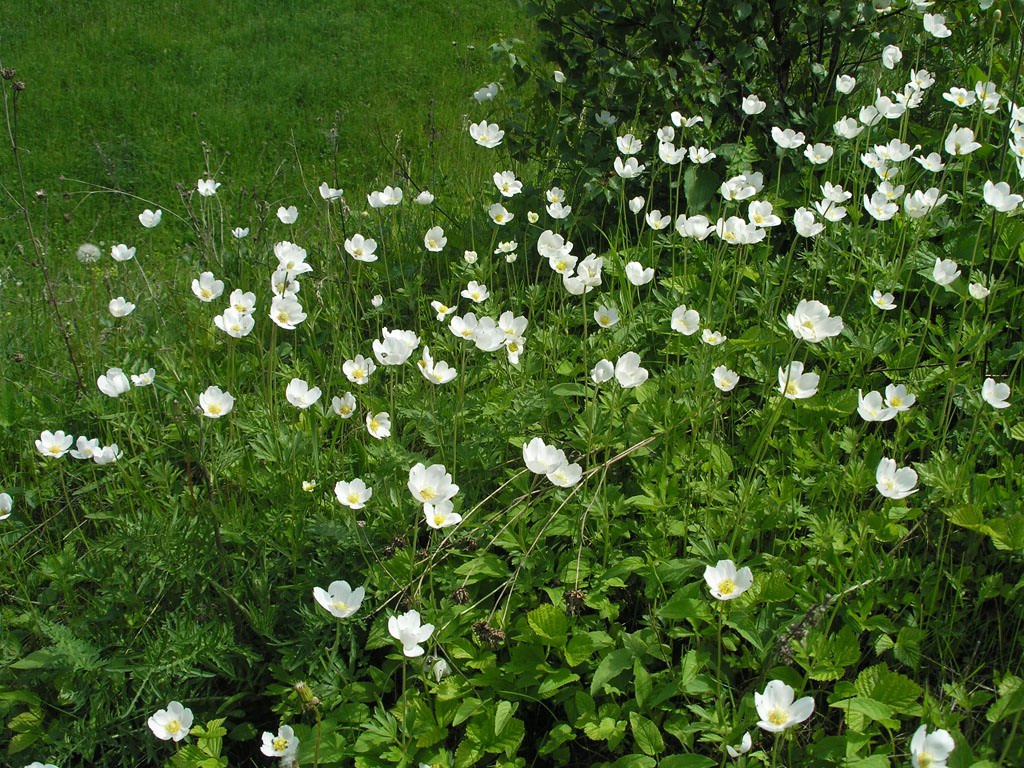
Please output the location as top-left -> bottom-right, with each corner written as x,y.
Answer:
2,1 -> 1024,767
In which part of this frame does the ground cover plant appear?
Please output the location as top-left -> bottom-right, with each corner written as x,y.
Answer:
2,1 -> 1024,767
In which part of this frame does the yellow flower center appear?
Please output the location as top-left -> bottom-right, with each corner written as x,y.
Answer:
369,418 -> 380,432
353,367 -> 365,380
166,720 -> 181,734
347,493 -> 360,505
917,752 -> 934,768
276,311 -> 290,323
331,601 -> 348,613
786,382 -> 799,396
717,578 -> 736,596
890,396 -> 903,406
339,406 -> 353,416
433,513 -> 446,526
767,708 -> 789,726
273,736 -> 289,752
419,488 -> 437,501
207,403 -> 223,415
200,288 -> 212,298
48,445 -> 62,455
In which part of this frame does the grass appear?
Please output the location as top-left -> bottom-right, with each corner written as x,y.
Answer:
1,0 -> 532,236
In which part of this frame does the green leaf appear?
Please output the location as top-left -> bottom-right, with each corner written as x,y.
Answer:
537,668 -> 580,697
634,659 -> 652,709
658,756 -> 716,768
854,664 -> 923,714
528,604 -> 569,646
629,713 -> 664,756
611,755 -> 656,768
494,701 -> 514,737
538,723 -> 576,755
591,648 -> 635,695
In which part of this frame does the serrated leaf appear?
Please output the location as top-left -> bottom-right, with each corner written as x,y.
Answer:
611,755 -> 656,768
854,663 -> 923,713
629,713 -> 664,756
528,604 -> 569,646
539,723 -> 576,755
494,701 -> 513,737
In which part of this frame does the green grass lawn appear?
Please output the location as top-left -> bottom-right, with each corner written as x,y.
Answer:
1,0 -> 532,236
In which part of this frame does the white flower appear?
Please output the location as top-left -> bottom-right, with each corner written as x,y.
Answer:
915,152 -> 946,172
748,201 -> 781,227
36,430 -> 73,458
645,210 -> 671,230
741,94 -> 766,114
261,725 -> 300,758
945,125 -> 981,155
277,205 -> 298,224
274,241 -> 312,276
199,385 -> 234,418
864,192 -> 899,221
726,731 -> 752,759
343,354 -> 376,385
197,178 -> 220,196
371,294 -> 383,308
331,392 -> 357,418
793,207 -> 824,237
191,271 -> 225,302
904,187 -> 947,218
473,82 -> 498,102
786,299 -> 843,343
713,366 -> 740,392
334,478 -> 372,510
527,211 -> 539,223
138,208 -> 162,228
858,390 -> 897,422
885,383 -> 916,412
461,280 -> 489,303
0,492 -> 11,520
969,281 -> 991,300
148,701 -> 194,741
910,725 -> 955,768
71,435 -> 100,460
110,243 -> 136,262
594,305 -> 619,328
835,75 -> 856,94
285,378 -> 322,409
595,110 -> 617,126
932,258 -> 961,286
93,444 -> 122,465
546,461 -> 583,488
614,352 -> 648,388
547,201 -> 571,219
834,116 -> 864,139
876,457 -> 919,499
628,196 -> 645,214
469,120 -> 504,148
803,143 -> 833,164
344,233 -> 378,262
871,289 -> 897,310
431,300 -> 458,321
591,359 -> 614,384
373,328 -> 420,366
424,226 -> 447,252
923,13 -> 952,38
424,500 -> 462,529
489,203 -> 514,225
625,262 -> 654,286
523,437 -> 569,475
771,127 -> 806,149
463,250 -> 478,264
882,44 -> 902,70
688,146 -> 716,164
616,133 -> 642,155
553,69 -> 566,83
494,170 -> 522,197
231,227 -> 249,239
269,296 -> 307,330
389,610 -> 435,657
701,329 -> 727,346
982,377 -> 1011,409
778,361 -> 819,400
319,182 -> 344,200
97,367 -> 131,398
228,289 -> 256,314
677,214 -> 714,240
754,681 -> 815,732
108,296 -> 136,317
415,190 -> 435,205
983,180 -> 1023,212
366,411 -> 391,439
613,156 -> 645,178
671,306 -> 700,336
704,559 -> 753,600
131,368 -> 156,387
943,87 -> 976,108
